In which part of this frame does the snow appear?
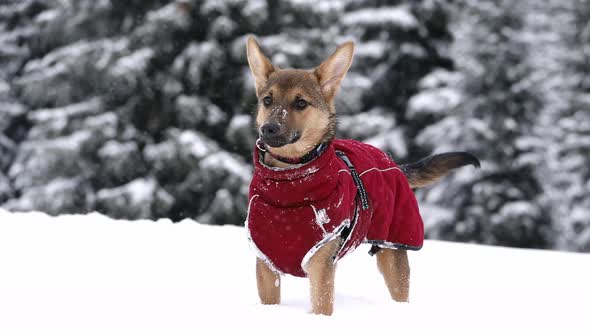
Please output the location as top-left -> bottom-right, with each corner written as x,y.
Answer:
16,62 -> 68,85
311,205 -> 331,227
342,6 -> 419,30
492,201 -> 540,224
34,9 -> 60,23
97,179 -> 166,209
28,97 -> 103,123
417,69 -> 463,90
209,16 -> 238,38
108,179 -> 156,207
20,130 -> 92,153
172,41 -> 223,81
95,178 -> 174,219
200,151 -> 252,182
339,108 -> 396,140
3,177 -> 83,213
354,41 -> 387,59
146,2 -> 191,29
0,132 -> 15,151
176,130 -> 218,159
0,26 -> 36,47
98,140 -> 137,159
260,35 -> 308,58
289,0 -> 347,14
0,80 -> 9,95
22,40 -> 112,74
0,42 -> 27,57
407,88 -> 462,118
110,48 -> 155,77
417,201 -> 453,227
0,172 -> 13,197
1,210 -> 588,332
242,0 -> 268,21
227,114 -> 251,132
364,130 -> 408,158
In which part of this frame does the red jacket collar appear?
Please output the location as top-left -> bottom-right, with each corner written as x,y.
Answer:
253,142 -> 336,181
251,142 -> 344,207
256,139 -> 329,165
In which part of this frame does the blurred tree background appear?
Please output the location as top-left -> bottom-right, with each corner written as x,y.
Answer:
0,0 -> 588,251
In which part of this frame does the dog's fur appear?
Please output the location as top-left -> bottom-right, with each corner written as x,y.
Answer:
246,36 -> 479,315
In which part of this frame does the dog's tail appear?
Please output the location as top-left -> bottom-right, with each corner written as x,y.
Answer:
400,152 -> 480,189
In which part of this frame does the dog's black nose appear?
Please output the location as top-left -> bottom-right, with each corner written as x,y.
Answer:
261,122 -> 280,139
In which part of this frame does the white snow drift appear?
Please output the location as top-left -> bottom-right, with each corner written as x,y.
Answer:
0,210 -> 588,332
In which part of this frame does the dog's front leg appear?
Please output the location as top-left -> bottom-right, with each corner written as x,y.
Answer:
256,258 -> 281,305
305,238 -> 340,315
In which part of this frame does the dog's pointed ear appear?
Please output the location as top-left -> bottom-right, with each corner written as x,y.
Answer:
246,36 -> 274,96
315,41 -> 354,101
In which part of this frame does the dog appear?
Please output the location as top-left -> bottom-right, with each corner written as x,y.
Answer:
244,36 -> 480,315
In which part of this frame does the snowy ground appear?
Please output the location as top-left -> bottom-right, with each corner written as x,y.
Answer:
1,210 -> 588,332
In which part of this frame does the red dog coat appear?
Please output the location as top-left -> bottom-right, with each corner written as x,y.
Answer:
246,139 -> 424,277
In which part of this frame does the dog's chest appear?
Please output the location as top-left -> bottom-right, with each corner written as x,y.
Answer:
246,167 -> 362,277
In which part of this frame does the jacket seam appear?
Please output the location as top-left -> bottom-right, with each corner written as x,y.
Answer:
300,220 -> 350,276
359,166 -> 402,177
245,194 -> 283,275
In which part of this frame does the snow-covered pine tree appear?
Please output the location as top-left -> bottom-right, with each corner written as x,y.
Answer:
337,0 -> 454,160
0,0 -> 251,222
415,0 -> 552,249
0,0 -> 455,226
528,0 -> 590,251
559,0 -> 590,251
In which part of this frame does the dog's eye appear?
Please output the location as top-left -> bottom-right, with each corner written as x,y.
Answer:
262,96 -> 272,106
295,99 -> 308,110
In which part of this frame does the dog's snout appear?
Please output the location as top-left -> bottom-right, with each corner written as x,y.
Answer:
261,122 -> 280,138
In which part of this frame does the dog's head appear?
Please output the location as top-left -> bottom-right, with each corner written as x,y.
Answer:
246,37 -> 354,159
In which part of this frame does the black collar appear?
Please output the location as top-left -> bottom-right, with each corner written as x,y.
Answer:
256,139 -> 329,165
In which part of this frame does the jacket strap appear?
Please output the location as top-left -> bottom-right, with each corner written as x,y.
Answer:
335,151 -> 370,210
336,150 -> 378,256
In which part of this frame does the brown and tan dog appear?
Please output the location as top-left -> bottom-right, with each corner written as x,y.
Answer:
246,36 -> 479,315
